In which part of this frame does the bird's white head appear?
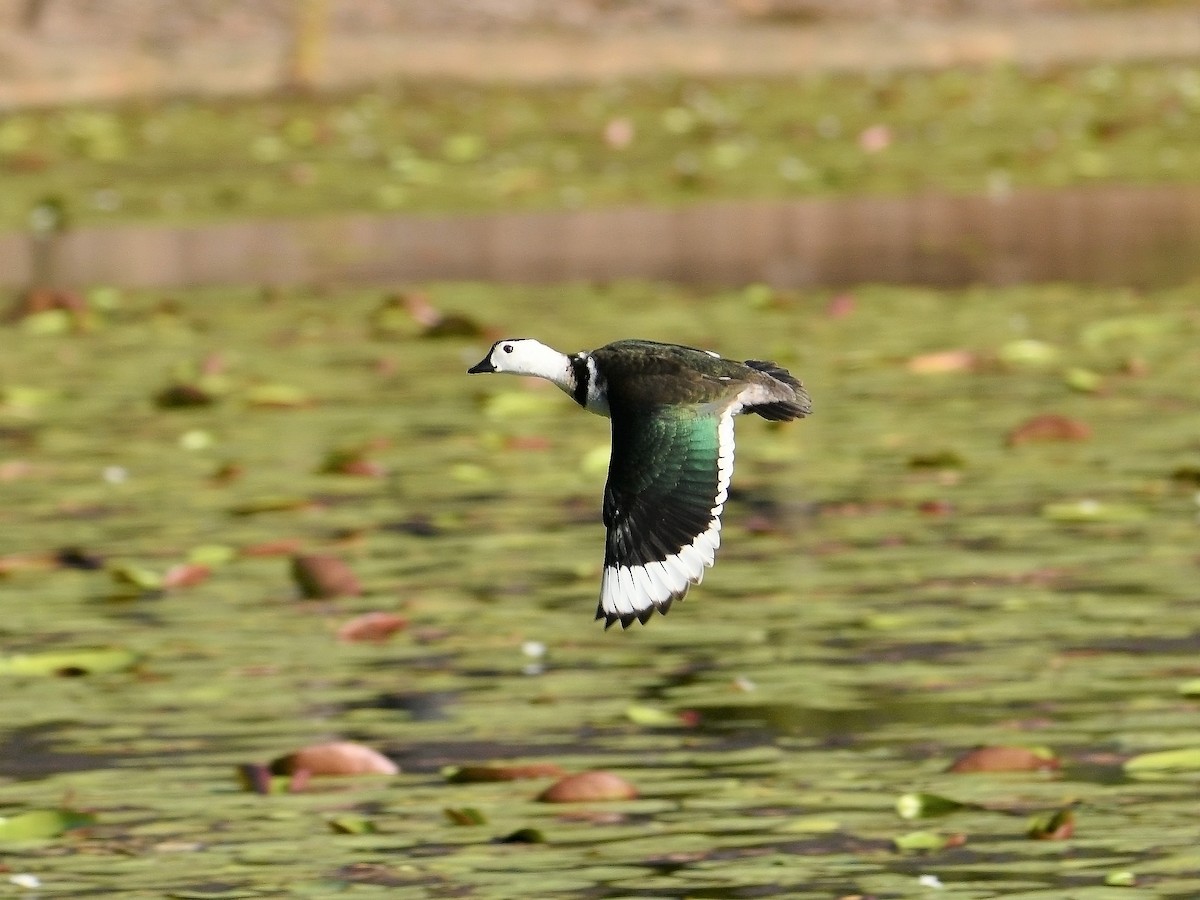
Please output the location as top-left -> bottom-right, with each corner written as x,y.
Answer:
467,338 -> 569,381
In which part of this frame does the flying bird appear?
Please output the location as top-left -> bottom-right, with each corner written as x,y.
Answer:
468,338 -> 810,628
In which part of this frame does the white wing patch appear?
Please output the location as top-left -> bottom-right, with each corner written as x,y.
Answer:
598,408 -> 737,627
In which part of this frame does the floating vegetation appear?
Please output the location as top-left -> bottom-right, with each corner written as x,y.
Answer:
0,282 -> 1198,895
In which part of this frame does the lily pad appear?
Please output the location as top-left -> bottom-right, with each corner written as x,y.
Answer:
0,809 -> 96,842
1042,500 -> 1148,523
895,792 -> 967,820
0,647 -> 140,677
1124,747 -> 1200,774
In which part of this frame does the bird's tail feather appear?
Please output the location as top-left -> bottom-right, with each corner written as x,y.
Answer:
743,359 -> 812,421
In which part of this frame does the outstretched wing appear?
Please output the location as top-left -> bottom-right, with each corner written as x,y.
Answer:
597,404 -> 735,628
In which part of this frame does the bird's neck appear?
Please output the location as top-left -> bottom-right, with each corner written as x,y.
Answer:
567,352 -> 609,416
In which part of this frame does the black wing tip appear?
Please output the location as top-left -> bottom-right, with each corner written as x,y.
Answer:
594,591 -> 683,630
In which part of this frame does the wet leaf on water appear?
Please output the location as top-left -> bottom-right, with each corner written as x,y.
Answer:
1124,747 -> 1200,774
580,444 -> 611,477
0,647 -> 140,677
742,283 -> 776,310
948,745 -> 1060,773
55,546 -> 106,570
496,827 -> 547,844
423,312 -> 485,339
895,792 -> 967,820
450,463 -> 491,484
537,771 -> 638,803
443,133 -> 485,164
108,562 -> 164,591
229,495 -> 314,516
1080,314 -> 1172,350
625,704 -> 682,727
336,611 -> 407,643
0,552 -> 56,576
187,544 -> 236,567
1006,413 -> 1091,446
443,807 -> 487,826
504,435 -> 551,451
780,817 -> 841,833
998,338 -> 1060,368
244,383 -> 312,409
893,829 -> 962,852
2,385 -> 60,414
1027,807 -> 1074,840
825,292 -> 855,318
291,554 -> 362,599
0,808 -> 96,842
1169,465 -> 1200,487
603,117 -> 635,150
1064,367 -> 1104,393
1178,679 -> 1200,697
446,763 -> 567,784
269,741 -> 398,777
319,447 -> 387,477
239,537 -> 304,557
162,563 -> 212,589
483,391 -> 562,419
18,309 -> 73,335
1041,500 -> 1147,523
156,383 -> 216,409
907,349 -> 976,374
209,460 -> 244,485
328,814 -> 378,835
235,763 -> 277,795
907,450 -> 966,469
179,429 -> 214,450
859,123 -> 892,153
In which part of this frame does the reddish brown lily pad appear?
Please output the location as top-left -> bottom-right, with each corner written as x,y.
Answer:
949,745 -> 1060,773
1027,807 -> 1075,840
269,741 -> 398,777
1006,414 -> 1091,447
337,611 -> 407,643
447,763 -> 567,784
537,771 -> 638,803
291,554 -> 362,598
163,563 -> 212,589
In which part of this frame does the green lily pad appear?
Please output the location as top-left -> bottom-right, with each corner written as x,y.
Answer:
625,704 -> 681,727
1042,500 -> 1148,523
1064,366 -> 1104,393
0,809 -> 96,841
895,792 -> 967,820
108,562 -> 164,591
328,815 -> 377,835
1125,747 -> 1200,774
244,383 -> 312,408
893,830 -> 955,852
998,338 -> 1061,368
0,647 -> 140,677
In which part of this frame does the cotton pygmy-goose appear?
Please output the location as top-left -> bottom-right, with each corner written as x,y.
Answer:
468,338 -> 810,629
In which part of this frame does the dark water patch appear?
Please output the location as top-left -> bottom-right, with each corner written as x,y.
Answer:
0,722 -> 125,779
823,638 -> 983,664
5,185 -> 1200,290
688,695 -> 986,739
381,737 -> 599,774
1069,631 -> 1200,655
350,690 -> 460,721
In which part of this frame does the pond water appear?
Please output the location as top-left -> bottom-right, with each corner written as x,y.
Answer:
3,184 -> 1199,291
1,282 -> 1198,897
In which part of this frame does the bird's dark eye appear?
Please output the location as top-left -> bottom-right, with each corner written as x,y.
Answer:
502,344 -> 514,353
